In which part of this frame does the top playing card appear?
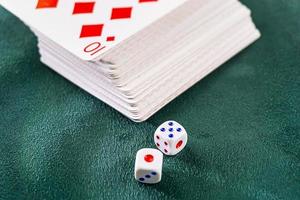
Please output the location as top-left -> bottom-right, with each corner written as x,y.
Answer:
0,0 -> 188,61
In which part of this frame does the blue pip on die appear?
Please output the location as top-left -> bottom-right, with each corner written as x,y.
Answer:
154,121 -> 188,155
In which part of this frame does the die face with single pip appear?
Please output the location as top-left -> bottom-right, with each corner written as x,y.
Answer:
134,148 -> 163,184
154,121 -> 188,155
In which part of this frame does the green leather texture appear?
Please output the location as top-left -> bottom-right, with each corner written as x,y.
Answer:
0,1 -> 299,199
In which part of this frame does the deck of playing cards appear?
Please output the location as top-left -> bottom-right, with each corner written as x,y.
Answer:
1,0 -> 260,122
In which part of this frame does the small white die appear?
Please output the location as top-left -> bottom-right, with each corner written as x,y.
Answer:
154,121 -> 188,155
134,148 -> 163,184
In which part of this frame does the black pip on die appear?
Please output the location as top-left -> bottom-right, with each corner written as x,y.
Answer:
154,121 -> 188,155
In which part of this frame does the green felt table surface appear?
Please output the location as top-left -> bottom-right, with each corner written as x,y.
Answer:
0,1 -> 300,199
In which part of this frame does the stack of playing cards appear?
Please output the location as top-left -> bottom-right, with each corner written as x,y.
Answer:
1,0 -> 260,122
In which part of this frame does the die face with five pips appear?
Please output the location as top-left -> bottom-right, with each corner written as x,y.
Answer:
154,121 -> 188,155
134,148 -> 163,184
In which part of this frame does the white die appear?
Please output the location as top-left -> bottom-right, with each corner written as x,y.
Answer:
154,120 -> 188,155
134,148 -> 163,184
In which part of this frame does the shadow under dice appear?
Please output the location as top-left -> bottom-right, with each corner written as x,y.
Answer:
154,121 -> 188,155
134,148 -> 163,184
